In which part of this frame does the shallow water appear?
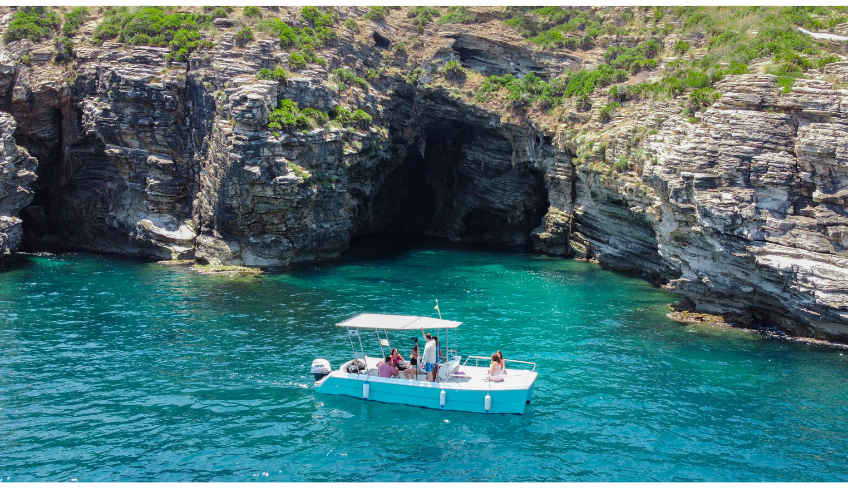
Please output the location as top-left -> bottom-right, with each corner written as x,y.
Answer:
1,237 -> 847,481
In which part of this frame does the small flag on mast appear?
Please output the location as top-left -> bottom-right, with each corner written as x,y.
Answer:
434,300 -> 441,319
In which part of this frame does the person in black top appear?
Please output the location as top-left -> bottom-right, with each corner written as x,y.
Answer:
403,338 -> 420,379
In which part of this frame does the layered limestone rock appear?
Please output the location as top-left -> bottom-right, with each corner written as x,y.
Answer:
0,112 -> 37,265
1,7 -> 847,340
533,74 -> 848,340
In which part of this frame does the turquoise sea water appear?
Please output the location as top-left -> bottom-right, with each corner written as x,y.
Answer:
1,237 -> 847,482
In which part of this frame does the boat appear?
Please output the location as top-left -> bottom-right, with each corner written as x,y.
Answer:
311,313 -> 538,414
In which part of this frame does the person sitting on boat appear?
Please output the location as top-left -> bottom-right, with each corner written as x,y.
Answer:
403,339 -> 420,379
420,330 -> 439,382
390,348 -> 406,371
496,350 -> 506,375
488,353 -> 505,382
378,355 -> 399,378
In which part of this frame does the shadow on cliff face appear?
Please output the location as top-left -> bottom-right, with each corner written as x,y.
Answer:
359,91 -> 549,247
16,107 -> 64,250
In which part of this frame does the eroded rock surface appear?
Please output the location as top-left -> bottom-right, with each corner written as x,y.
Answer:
1,7 -> 847,340
0,112 -> 37,265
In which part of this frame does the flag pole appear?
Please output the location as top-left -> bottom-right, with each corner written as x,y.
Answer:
435,299 -> 441,320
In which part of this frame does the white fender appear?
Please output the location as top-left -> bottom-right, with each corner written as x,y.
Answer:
440,389 -> 446,407
484,393 -> 491,412
363,382 -> 370,400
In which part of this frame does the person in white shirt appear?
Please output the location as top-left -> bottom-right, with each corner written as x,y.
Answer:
420,330 -> 438,382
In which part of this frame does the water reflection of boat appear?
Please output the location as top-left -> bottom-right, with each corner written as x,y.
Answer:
311,313 -> 538,414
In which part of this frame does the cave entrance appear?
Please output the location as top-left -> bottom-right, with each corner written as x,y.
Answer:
16,108 -> 64,249
363,114 -> 549,247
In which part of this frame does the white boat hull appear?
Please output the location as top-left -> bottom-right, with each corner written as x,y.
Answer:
314,359 -> 537,415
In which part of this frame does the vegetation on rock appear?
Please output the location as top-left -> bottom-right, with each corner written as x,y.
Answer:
242,6 -> 262,19
62,6 -> 90,37
4,7 -> 61,43
436,7 -> 476,25
258,7 -> 334,69
408,6 -> 440,32
268,99 -> 329,131
93,7 -> 211,45
256,67 -> 288,82
335,106 -> 372,130
363,7 -> 389,22
332,68 -> 368,90
235,26 -> 254,46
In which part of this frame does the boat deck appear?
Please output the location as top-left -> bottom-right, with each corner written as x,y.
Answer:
354,356 -> 536,390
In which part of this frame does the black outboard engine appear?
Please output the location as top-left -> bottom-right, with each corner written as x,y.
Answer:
311,358 -> 331,381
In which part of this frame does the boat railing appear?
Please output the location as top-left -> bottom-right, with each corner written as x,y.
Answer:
462,355 -> 537,372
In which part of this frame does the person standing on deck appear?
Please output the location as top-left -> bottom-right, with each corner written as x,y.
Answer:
420,330 -> 438,382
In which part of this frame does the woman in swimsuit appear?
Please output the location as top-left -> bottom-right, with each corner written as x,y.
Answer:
403,341 -> 420,379
496,350 -> 506,374
488,352 -> 504,382
390,348 -> 406,370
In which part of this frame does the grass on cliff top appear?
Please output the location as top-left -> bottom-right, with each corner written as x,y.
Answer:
4,6 -> 61,43
257,6 -> 335,70
62,7 -> 90,37
92,7 -> 218,63
482,6 -> 847,114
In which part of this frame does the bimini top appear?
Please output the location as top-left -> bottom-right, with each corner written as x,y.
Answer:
336,313 -> 462,330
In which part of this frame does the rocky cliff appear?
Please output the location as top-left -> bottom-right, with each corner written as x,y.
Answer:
0,111 -> 37,265
1,6 -> 847,341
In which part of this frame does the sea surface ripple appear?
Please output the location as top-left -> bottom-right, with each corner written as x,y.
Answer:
1,237 -> 847,481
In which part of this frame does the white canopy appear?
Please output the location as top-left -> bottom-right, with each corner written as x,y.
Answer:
336,313 -> 462,330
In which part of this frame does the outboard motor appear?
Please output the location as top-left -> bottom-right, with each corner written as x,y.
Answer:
311,358 -> 331,381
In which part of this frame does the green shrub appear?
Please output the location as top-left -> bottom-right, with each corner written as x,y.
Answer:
408,6 -> 440,32
689,87 -> 722,109
364,68 -> 378,80
614,154 -> 628,172
257,67 -> 288,82
165,29 -> 215,63
576,95 -> 592,111
54,36 -> 74,63
20,53 -> 32,66
674,40 -> 690,55
344,18 -> 359,31
816,53 -> 841,69
599,101 -> 619,121
335,106 -> 353,125
211,8 -> 229,19
243,6 -> 262,18
442,60 -> 465,81
332,67 -> 356,85
93,7 -> 212,46
289,161 -> 309,180
5,7 -> 61,43
364,7 -> 389,21
351,109 -> 372,128
604,39 -> 662,74
563,65 -> 628,98
406,67 -> 424,85
300,108 -> 329,127
289,52 -> 307,69
235,27 -> 254,46
333,107 -> 372,129
436,6 -> 476,25
332,68 -> 367,90
260,8 -> 336,52
269,99 -> 299,129
776,76 -> 794,94
62,6 -> 89,37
